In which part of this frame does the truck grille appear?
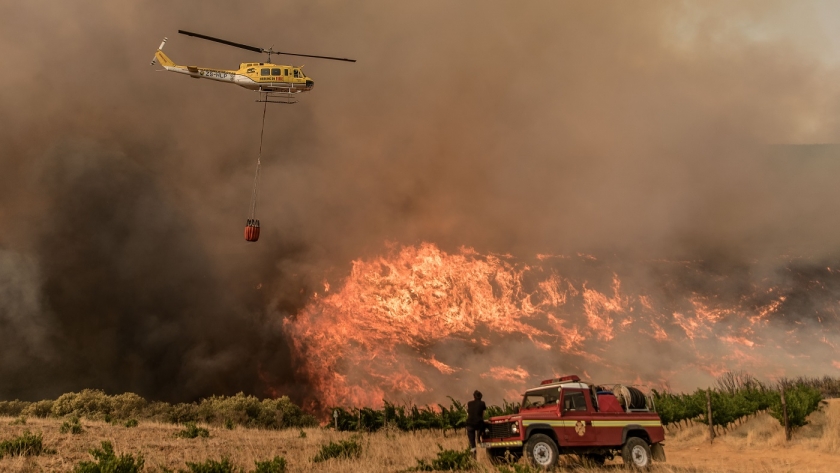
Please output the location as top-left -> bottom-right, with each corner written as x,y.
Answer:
488,421 -> 514,439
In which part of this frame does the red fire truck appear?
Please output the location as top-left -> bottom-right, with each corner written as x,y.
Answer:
480,375 -> 666,470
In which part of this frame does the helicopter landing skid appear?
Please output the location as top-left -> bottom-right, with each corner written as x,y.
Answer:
256,89 -> 300,104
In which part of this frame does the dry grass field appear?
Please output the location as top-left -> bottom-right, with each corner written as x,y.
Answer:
1,400 -> 839,472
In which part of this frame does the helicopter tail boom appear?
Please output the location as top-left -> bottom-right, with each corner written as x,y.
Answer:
153,49 -> 175,68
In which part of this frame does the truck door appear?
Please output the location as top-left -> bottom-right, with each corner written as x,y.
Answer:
560,389 -> 597,445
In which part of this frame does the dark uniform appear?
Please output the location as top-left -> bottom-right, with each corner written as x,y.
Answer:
466,397 -> 486,454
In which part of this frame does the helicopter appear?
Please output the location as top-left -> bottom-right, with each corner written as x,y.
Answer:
151,30 -> 355,103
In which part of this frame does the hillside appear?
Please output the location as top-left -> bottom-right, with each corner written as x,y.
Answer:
1,400 -> 839,472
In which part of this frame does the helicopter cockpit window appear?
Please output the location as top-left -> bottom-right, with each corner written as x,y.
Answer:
260,68 -> 270,76
271,68 -> 281,76
293,70 -> 300,78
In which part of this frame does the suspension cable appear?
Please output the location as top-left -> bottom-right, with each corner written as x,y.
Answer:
248,98 -> 269,219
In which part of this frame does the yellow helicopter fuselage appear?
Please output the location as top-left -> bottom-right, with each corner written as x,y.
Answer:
153,48 -> 314,94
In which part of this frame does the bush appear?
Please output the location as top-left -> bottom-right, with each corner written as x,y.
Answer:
52,390 -> 147,422
312,437 -> 363,462
196,393 -> 317,430
769,384 -> 823,429
124,419 -> 139,428
175,422 -> 210,439
182,457 -> 236,473
168,403 -> 201,424
0,391 -> 318,431
54,390 -> 111,419
9,415 -> 26,426
332,397 -> 518,433
74,441 -> 144,473
408,445 -> 475,471
0,400 -> 30,417
21,400 -> 54,418
0,430 -> 45,458
252,456 -> 287,473
60,416 -> 84,435
652,390 -> 705,427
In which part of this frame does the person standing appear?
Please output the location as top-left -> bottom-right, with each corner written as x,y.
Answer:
466,390 -> 487,458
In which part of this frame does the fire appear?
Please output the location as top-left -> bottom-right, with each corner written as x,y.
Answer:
482,366 -> 531,383
283,243 -> 840,410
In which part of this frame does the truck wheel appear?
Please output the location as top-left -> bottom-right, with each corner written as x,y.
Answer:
622,437 -> 652,469
524,434 -> 559,470
487,448 -> 522,465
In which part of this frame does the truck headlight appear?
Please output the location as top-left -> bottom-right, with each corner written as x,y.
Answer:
511,423 -> 519,434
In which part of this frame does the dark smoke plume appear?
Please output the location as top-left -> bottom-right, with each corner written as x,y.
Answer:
1,1 -> 840,402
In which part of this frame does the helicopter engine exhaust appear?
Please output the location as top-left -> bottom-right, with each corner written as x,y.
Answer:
150,37 -> 167,66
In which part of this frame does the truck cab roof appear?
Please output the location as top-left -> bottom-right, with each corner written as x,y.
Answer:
525,381 -> 589,393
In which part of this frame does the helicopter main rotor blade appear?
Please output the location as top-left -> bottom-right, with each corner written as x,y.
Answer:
178,29 -> 356,63
178,30 -> 262,53
271,51 -> 356,63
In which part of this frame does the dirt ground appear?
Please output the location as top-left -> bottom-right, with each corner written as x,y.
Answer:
1,400 -> 838,472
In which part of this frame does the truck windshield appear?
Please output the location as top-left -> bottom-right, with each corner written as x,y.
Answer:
522,388 -> 559,408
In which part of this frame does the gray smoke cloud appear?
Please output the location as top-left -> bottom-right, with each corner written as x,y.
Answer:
1,0 -> 840,402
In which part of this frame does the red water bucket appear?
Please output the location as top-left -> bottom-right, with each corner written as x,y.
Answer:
244,219 -> 260,242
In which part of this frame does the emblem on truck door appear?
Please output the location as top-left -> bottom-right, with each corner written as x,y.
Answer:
575,420 -> 586,436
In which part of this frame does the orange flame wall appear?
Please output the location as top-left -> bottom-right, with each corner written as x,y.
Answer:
284,243 -> 840,410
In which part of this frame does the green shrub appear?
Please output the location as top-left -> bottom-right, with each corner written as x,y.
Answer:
52,390 -> 147,421
110,393 -> 148,420
1,391 -> 318,431
312,437 -> 363,462
769,384 -> 823,429
196,393 -> 317,430
21,400 -> 54,418
124,419 -> 139,428
252,456 -> 287,473
298,429 -> 306,438
0,400 -> 30,417
54,390 -> 111,419
408,445 -> 475,471
175,422 -> 210,439
9,415 -> 27,426
73,441 -> 144,473
0,430 -> 44,458
168,403 -> 200,424
60,416 -> 84,435
484,399 -> 520,418
182,457 -> 236,473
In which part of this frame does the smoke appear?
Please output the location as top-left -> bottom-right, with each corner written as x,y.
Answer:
1,1 -> 840,402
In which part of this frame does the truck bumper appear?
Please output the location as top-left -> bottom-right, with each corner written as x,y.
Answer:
480,440 -> 524,449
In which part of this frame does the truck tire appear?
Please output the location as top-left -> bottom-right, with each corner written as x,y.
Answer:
622,437 -> 652,469
524,434 -> 559,470
487,448 -> 522,465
